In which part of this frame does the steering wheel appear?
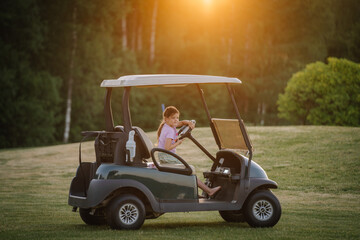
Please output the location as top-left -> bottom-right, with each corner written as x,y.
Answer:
177,120 -> 196,140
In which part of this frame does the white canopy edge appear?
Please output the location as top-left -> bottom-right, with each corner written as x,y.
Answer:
100,74 -> 241,87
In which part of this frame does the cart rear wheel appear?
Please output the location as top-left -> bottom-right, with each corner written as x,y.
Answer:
106,194 -> 145,230
79,208 -> 106,225
219,210 -> 245,222
244,190 -> 281,227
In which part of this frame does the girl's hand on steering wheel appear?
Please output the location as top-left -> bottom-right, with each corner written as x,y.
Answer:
187,120 -> 195,129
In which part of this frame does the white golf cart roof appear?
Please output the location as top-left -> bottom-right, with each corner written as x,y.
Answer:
101,74 -> 241,87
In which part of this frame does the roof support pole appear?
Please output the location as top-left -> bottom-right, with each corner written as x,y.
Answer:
122,87 -> 132,133
196,84 -> 221,150
226,84 -> 253,179
104,88 -> 114,131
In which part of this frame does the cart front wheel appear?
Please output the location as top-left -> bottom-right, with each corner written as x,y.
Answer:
244,190 -> 281,227
106,194 -> 145,230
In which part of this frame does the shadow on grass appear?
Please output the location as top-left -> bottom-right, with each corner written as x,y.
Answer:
0,222 -> 252,240
142,221 -> 250,230
60,221 -> 250,232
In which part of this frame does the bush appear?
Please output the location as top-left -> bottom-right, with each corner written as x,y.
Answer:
277,58 -> 360,126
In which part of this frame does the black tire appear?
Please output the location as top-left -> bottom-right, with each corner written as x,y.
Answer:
106,194 -> 145,230
79,208 -> 106,225
219,210 -> 245,222
244,190 -> 281,228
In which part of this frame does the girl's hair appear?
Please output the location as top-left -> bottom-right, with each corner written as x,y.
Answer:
157,106 -> 179,140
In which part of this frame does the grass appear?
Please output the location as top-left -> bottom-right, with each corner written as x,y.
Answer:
0,126 -> 359,239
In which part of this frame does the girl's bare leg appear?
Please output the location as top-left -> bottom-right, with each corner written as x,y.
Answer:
197,178 -> 221,196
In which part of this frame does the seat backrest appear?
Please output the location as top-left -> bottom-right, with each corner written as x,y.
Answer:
132,126 -> 154,160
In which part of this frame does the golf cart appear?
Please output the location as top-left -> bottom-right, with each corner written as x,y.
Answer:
68,74 -> 281,229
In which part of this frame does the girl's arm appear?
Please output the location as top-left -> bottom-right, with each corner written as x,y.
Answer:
177,120 -> 195,129
164,138 -> 183,151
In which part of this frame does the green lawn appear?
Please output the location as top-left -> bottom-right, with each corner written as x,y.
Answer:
0,126 -> 359,239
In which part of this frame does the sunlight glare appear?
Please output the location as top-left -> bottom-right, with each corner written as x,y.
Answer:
202,0 -> 214,13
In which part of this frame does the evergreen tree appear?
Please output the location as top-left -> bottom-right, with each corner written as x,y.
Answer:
39,0 -> 139,142
0,0 -> 61,148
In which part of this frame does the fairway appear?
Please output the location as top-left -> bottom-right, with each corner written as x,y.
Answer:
0,126 -> 359,240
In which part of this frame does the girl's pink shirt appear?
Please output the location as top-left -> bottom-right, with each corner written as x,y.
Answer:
158,123 -> 177,153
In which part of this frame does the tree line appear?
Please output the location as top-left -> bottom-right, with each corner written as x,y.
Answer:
1,0 -> 359,148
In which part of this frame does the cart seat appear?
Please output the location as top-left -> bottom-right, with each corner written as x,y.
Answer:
132,126 -> 154,160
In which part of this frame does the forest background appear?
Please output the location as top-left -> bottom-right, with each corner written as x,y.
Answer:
1,0 -> 359,148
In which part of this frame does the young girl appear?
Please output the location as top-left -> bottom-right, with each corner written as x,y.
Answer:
157,106 -> 221,197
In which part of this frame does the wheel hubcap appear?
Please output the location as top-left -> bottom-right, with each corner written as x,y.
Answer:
252,200 -> 273,221
119,203 -> 139,225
